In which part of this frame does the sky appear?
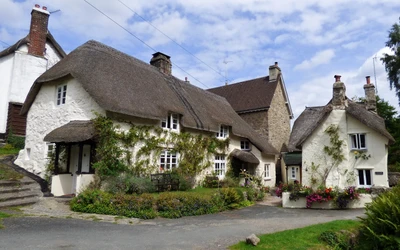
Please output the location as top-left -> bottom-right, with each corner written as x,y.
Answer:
1,0 -> 400,121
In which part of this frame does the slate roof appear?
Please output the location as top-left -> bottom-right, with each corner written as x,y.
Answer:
207,76 -> 277,113
0,32 -> 66,58
24,40 -> 278,155
288,99 -> 395,151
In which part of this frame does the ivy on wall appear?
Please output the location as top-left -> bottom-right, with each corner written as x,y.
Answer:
92,114 -> 229,182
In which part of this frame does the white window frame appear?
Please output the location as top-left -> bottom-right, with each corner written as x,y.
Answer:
159,150 -> 178,171
161,113 -> 179,131
350,133 -> 367,150
214,154 -> 226,178
56,84 -> 67,106
240,140 -> 250,151
216,125 -> 229,139
264,164 -> 270,179
358,169 -> 372,187
290,167 -> 297,179
46,143 -> 55,158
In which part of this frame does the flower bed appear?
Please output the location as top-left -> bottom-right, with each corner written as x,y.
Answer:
277,181 -> 373,209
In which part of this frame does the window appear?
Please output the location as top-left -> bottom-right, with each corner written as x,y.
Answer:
56,84 -> 67,105
358,169 -> 372,187
46,143 -> 55,158
161,113 -> 179,131
25,148 -> 31,160
264,164 -> 270,178
290,167 -> 297,179
240,140 -> 250,150
350,133 -> 366,150
160,150 -> 178,171
214,155 -> 226,177
216,125 -> 229,139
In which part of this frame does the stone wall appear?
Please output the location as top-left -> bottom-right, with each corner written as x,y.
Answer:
267,81 -> 291,152
389,172 -> 400,186
239,111 -> 269,140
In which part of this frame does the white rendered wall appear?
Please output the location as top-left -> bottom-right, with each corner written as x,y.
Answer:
15,78 -> 104,177
0,54 -> 14,134
0,43 -> 62,134
302,110 -> 389,189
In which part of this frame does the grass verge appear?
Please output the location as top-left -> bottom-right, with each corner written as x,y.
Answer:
229,220 -> 361,250
0,163 -> 24,181
0,211 -> 12,229
0,147 -> 20,156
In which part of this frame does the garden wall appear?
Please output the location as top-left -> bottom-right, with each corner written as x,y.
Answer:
282,192 -> 372,209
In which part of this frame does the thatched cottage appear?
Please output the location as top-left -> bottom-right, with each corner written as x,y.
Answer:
15,40 -> 279,196
287,75 -> 394,189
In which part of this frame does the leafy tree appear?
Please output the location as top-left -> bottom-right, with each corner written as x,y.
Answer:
376,96 -> 400,165
381,17 -> 400,105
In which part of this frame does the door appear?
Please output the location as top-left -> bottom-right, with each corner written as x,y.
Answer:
69,145 -> 79,194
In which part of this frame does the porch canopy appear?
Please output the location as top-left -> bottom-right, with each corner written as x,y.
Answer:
230,149 -> 259,164
44,120 -> 95,143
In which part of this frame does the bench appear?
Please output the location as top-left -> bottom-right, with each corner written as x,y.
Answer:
150,173 -> 180,192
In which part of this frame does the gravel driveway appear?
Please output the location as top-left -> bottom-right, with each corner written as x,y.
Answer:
0,196 -> 364,250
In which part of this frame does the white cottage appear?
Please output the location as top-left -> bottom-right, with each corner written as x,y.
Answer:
288,75 -> 394,189
0,4 -> 65,140
15,40 -> 278,196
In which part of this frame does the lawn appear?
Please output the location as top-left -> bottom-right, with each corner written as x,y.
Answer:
0,147 -> 20,156
230,220 -> 361,250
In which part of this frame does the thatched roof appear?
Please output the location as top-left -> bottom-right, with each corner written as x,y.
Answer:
44,121 -> 95,143
288,100 -> 395,151
230,149 -> 260,164
24,40 -> 278,155
0,32 -> 66,58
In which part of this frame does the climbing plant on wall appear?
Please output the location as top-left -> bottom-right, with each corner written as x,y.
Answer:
92,114 -> 229,183
308,124 -> 345,187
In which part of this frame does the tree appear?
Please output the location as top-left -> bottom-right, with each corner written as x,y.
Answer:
376,96 -> 400,166
381,18 -> 400,105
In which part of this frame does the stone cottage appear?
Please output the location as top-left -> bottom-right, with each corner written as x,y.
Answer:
208,63 -> 293,183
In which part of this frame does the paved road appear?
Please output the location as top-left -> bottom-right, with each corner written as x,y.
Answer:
0,204 -> 364,250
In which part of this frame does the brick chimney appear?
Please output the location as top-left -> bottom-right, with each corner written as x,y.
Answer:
150,52 -> 172,75
332,75 -> 346,109
364,76 -> 377,112
28,4 -> 50,57
268,62 -> 281,82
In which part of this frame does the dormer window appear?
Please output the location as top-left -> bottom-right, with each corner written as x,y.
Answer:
56,84 -> 67,105
216,125 -> 229,139
240,140 -> 250,150
161,113 -> 179,131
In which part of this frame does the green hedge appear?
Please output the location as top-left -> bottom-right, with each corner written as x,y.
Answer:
70,187 -> 252,219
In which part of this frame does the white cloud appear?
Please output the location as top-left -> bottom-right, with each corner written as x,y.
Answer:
294,49 -> 336,70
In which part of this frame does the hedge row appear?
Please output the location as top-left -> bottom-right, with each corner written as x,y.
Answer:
70,188 -> 255,219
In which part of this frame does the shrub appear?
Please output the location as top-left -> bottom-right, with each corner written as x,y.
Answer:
221,176 -> 238,188
6,131 -> 25,149
203,175 -> 220,188
319,230 -> 355,249
170,171 -> 192,191
218,188 -> 245,209
358,186 -> 400,250
103,175 -> 155,195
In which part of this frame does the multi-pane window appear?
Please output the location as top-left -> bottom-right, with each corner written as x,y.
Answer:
358,169 -> 372,187
160,150 -> 178,171
264,164 -> 270,178
216,125 -> 229,139
290,167 -> 296,179
57,85 -> 67,105
161,113 -> 179,131
350,133 -> 366,150
214,155 -> 226,177
240,140 -> 250,150
46,143 -> 55,158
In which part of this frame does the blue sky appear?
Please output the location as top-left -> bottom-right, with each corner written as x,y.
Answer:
1,0 -> 400,120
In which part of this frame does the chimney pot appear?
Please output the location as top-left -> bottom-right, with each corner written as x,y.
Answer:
334,75 -> 341,82
35,4 -> 40,8
42,6 -> 47,10
366,76 -> 371,84
150,52 -> 172,75
275,62 -> 278,66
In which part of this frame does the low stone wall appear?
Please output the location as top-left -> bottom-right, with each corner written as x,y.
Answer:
282,192 -> 372,209
388,172 -> 400,187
